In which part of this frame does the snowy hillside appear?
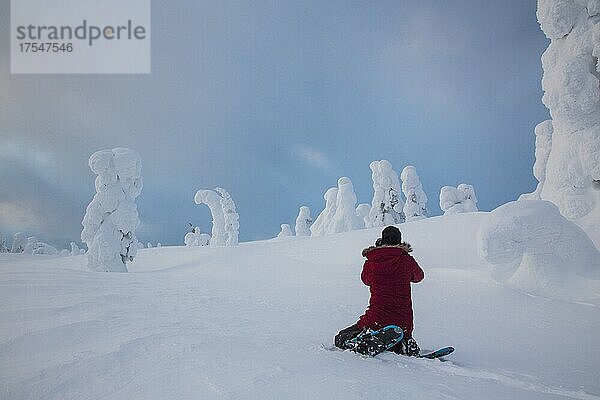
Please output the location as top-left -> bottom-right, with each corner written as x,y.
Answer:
1,213 -> 599,400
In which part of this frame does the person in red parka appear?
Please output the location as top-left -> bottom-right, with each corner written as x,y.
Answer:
334,225 -> 424,356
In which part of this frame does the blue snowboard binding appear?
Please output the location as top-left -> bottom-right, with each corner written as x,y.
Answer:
345,325 -> 404,357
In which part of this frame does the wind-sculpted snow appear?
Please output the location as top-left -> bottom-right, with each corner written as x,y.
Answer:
531,0 -> 600,247
369,160 -> 405,227
194,190 -> 226,246
277,223 -> 293,238
330,177 -> 364,234
81,148 -> 142,272
520,120 -> 553,201
184,227 -> 211,247
1,213 -> 599,400
401,166 -> 428,221
310,187 -> 338,236
194,188 -> 239,247
215,188 -> 239,246
477,200 -> 600,301
294,206 -> 312,236
440,184 -> 478,215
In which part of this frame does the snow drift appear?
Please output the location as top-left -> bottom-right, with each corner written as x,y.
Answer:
477,200 -> 600,301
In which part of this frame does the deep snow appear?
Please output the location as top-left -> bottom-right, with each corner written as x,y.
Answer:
1,213 -> 599,400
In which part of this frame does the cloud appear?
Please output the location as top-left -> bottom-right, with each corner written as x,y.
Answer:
292,146 -> 336,173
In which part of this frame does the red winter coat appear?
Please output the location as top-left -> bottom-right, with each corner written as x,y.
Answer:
357,244 -> 424,337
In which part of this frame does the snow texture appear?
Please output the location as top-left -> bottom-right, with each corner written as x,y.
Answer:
294,206 -> 312,236
2,212 -> 600,400
184,228 -> 211,247
369,160 -> 405,227
478,200 -> 600,301
533,0 -> 600,248
277,224 -> 293,238
520,120 -> 554,201
401,166 -> 428,221
440,184 -> 478,215
330,177 -> 364,234
356,203 -> 372,228
194,190 -> 227,246
310,187 -> 338,236
81,148 -> 143,273
10,232 -> 27,253
215,188 -> 239,246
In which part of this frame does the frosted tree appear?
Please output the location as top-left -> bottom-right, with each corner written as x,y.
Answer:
194,189 -> 226,246
356,203 -> 372,228
277,224 -> 293,238
520,120 -> 553,200
311,187 -> 338,236
294,206 -> 312,236
147,242 -> 153,248
194,188 -> 239,246
531,0 -> 600,247
81,148 -> 143,273
478,200 -> 600,301
215,187 -> 239,246
369,160 -> 405,226
23,236 -> 58,255
70,242 -> 81,256
184,227 -> 211,246
11,232 -> 27,253
440,184 -> 478,215
401,166 -> 428,221
0,234 -> 8,253
330,177 -> 365,233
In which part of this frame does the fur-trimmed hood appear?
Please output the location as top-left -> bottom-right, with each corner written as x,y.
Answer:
362,242 -> 413,257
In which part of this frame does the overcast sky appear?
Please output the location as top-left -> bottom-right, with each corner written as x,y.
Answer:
0,0 -> 550,248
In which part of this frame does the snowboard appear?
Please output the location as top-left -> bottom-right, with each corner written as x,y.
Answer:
418,346 -> 455,359
345,325 -> 404,357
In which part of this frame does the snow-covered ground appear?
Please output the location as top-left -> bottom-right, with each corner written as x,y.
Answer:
1,213 -> 598,400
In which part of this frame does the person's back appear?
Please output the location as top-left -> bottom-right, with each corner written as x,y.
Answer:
334,226 -> 424,356
358,242 -> 424,337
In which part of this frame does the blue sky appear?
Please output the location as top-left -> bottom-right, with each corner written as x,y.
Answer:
0,0 -> 550,248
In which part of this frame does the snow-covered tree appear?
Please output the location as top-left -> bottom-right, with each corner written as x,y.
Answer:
156,243 -> 162,248
215,187 -> 239,246
194,190 -> 226,246
330,177 -> 364,233
294,206 -> 312,236
70,242 -> 81,256
23,236 -> 59,255
477,200 -> 600,301
369,160 -> 405,227
277,224 -> 293,238
81,148 -> 143,272
520,120 -> 553,201
531,0 -> 600,247
11,232 -> 27,253
0,234 -> 8,253
194,188 -> 239,247
356,203 -> 372,228
440,184 -> 478,215
184,227 -> 211,246
311,187 -> 338,236
401,166 -> 428,221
